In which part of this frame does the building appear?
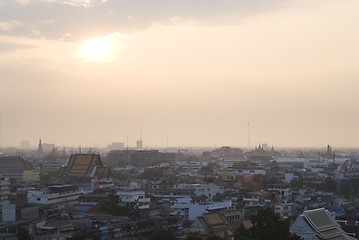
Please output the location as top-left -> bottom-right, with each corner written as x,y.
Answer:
59,154 -> 111,178
116,190 -> 150,209
136,140 -> 143,150
0,156 -> 37,182
0,178 -> 10,220
107,150 -> 176,167
290,208 -> 355,240
20,140 -> 30,149
33,221 -> 74,240
27,184 -> 81,205
171,198 -> 232,221
37,139 -> 43,154
188,212 -> 233,238
274,202 -> 296,218
108,142 -> 125,150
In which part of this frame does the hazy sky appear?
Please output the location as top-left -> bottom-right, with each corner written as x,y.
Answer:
1,0 -> 359,148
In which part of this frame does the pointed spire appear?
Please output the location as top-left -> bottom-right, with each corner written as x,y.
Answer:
37,139 -> 43,154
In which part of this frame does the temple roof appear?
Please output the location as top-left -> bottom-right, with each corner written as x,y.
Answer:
59,154 -> 105,178
0,156 -> 34,173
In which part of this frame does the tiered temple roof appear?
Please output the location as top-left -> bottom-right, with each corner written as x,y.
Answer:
59,154 -> 111,178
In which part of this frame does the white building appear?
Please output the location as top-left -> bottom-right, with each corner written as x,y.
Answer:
0,178 -> 10,221
0,178 -> 10,206
171,198 -> 232,221
27,185 -> 81,205
116,190 -> 150,209
179,184 -> 224,202
274,202 -> 296,218
237,169 -> 266,176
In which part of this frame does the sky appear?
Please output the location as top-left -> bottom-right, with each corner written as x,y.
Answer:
0,0 -> 359,149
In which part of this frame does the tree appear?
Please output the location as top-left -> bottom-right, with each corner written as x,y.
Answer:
140,168 -> 164,180
317,178 -> 337,192
100,194 -> 135,216
233,223 -> 251,240
17,227 -> 31,240
68,231 -> 88,240
234,208 -> 302,240
185,231 -> 202,240
207,235 -> 227,240
149,230 -> 176,240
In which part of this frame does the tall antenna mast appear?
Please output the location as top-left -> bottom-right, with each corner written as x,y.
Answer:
248,122 -> 251,150
0,112 -> 2,151
166,137 -> 169,151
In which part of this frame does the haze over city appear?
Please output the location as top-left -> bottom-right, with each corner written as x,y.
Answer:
1,0 -> 359,148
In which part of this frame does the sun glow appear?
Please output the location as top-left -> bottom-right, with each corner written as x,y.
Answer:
79,35 -> 119,63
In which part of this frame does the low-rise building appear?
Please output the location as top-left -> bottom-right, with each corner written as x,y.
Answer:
116,190 -> 150,209
27,185 -> 81,205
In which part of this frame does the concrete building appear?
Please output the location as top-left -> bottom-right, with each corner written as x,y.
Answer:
108,142 -> 125,150
274,202 -> 296,218
107,150 -> 176,167
0,156 -> 36,182
171,198 -> 232,221
136,140 -> 143,150
116,190 -> 150,209
27,185 -> 81,205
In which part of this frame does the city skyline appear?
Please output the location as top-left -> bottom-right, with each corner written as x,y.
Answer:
1,0 -> 359,148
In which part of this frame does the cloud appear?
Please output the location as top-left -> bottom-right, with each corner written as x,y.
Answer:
0,0 -> 324,42
0,20 -> 23,31
0,40 -> 34,54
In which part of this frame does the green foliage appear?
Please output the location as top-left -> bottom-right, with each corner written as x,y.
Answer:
234,208 -> 303,240
344,192 -> 352,199
207,235 -> 227,240
185,231 -> 202,240
289,178 -> 305,189
68,231 -> 88,240
233,223 -> 251,240
139,168 -> 164,180
17,227 -> 31,240
317,178 -> 337,192
149,229 -> 176,240
100,194 -> 136,216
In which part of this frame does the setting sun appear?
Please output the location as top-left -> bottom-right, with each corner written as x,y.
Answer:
79,36 -> 118,63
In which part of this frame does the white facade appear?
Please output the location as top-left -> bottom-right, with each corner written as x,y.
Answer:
171,199 -> 232,221
237,169 -> 266,176
0,179 -> 10,206
274,202 -> 296,218
177,184 -> 224,201
116,190 -> 150,209
285,173 -> 297,183
27,189 -> 81,205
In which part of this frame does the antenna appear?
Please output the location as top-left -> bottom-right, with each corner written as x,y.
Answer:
166,137 -> 169,151
0,112 -> 2,151
126,134 -> 128,150
248,122 -> 251,150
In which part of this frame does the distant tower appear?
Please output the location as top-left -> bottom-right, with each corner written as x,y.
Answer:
37,139 -> 43,154
136,131 -> 143,149
136,140 -> 143,149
